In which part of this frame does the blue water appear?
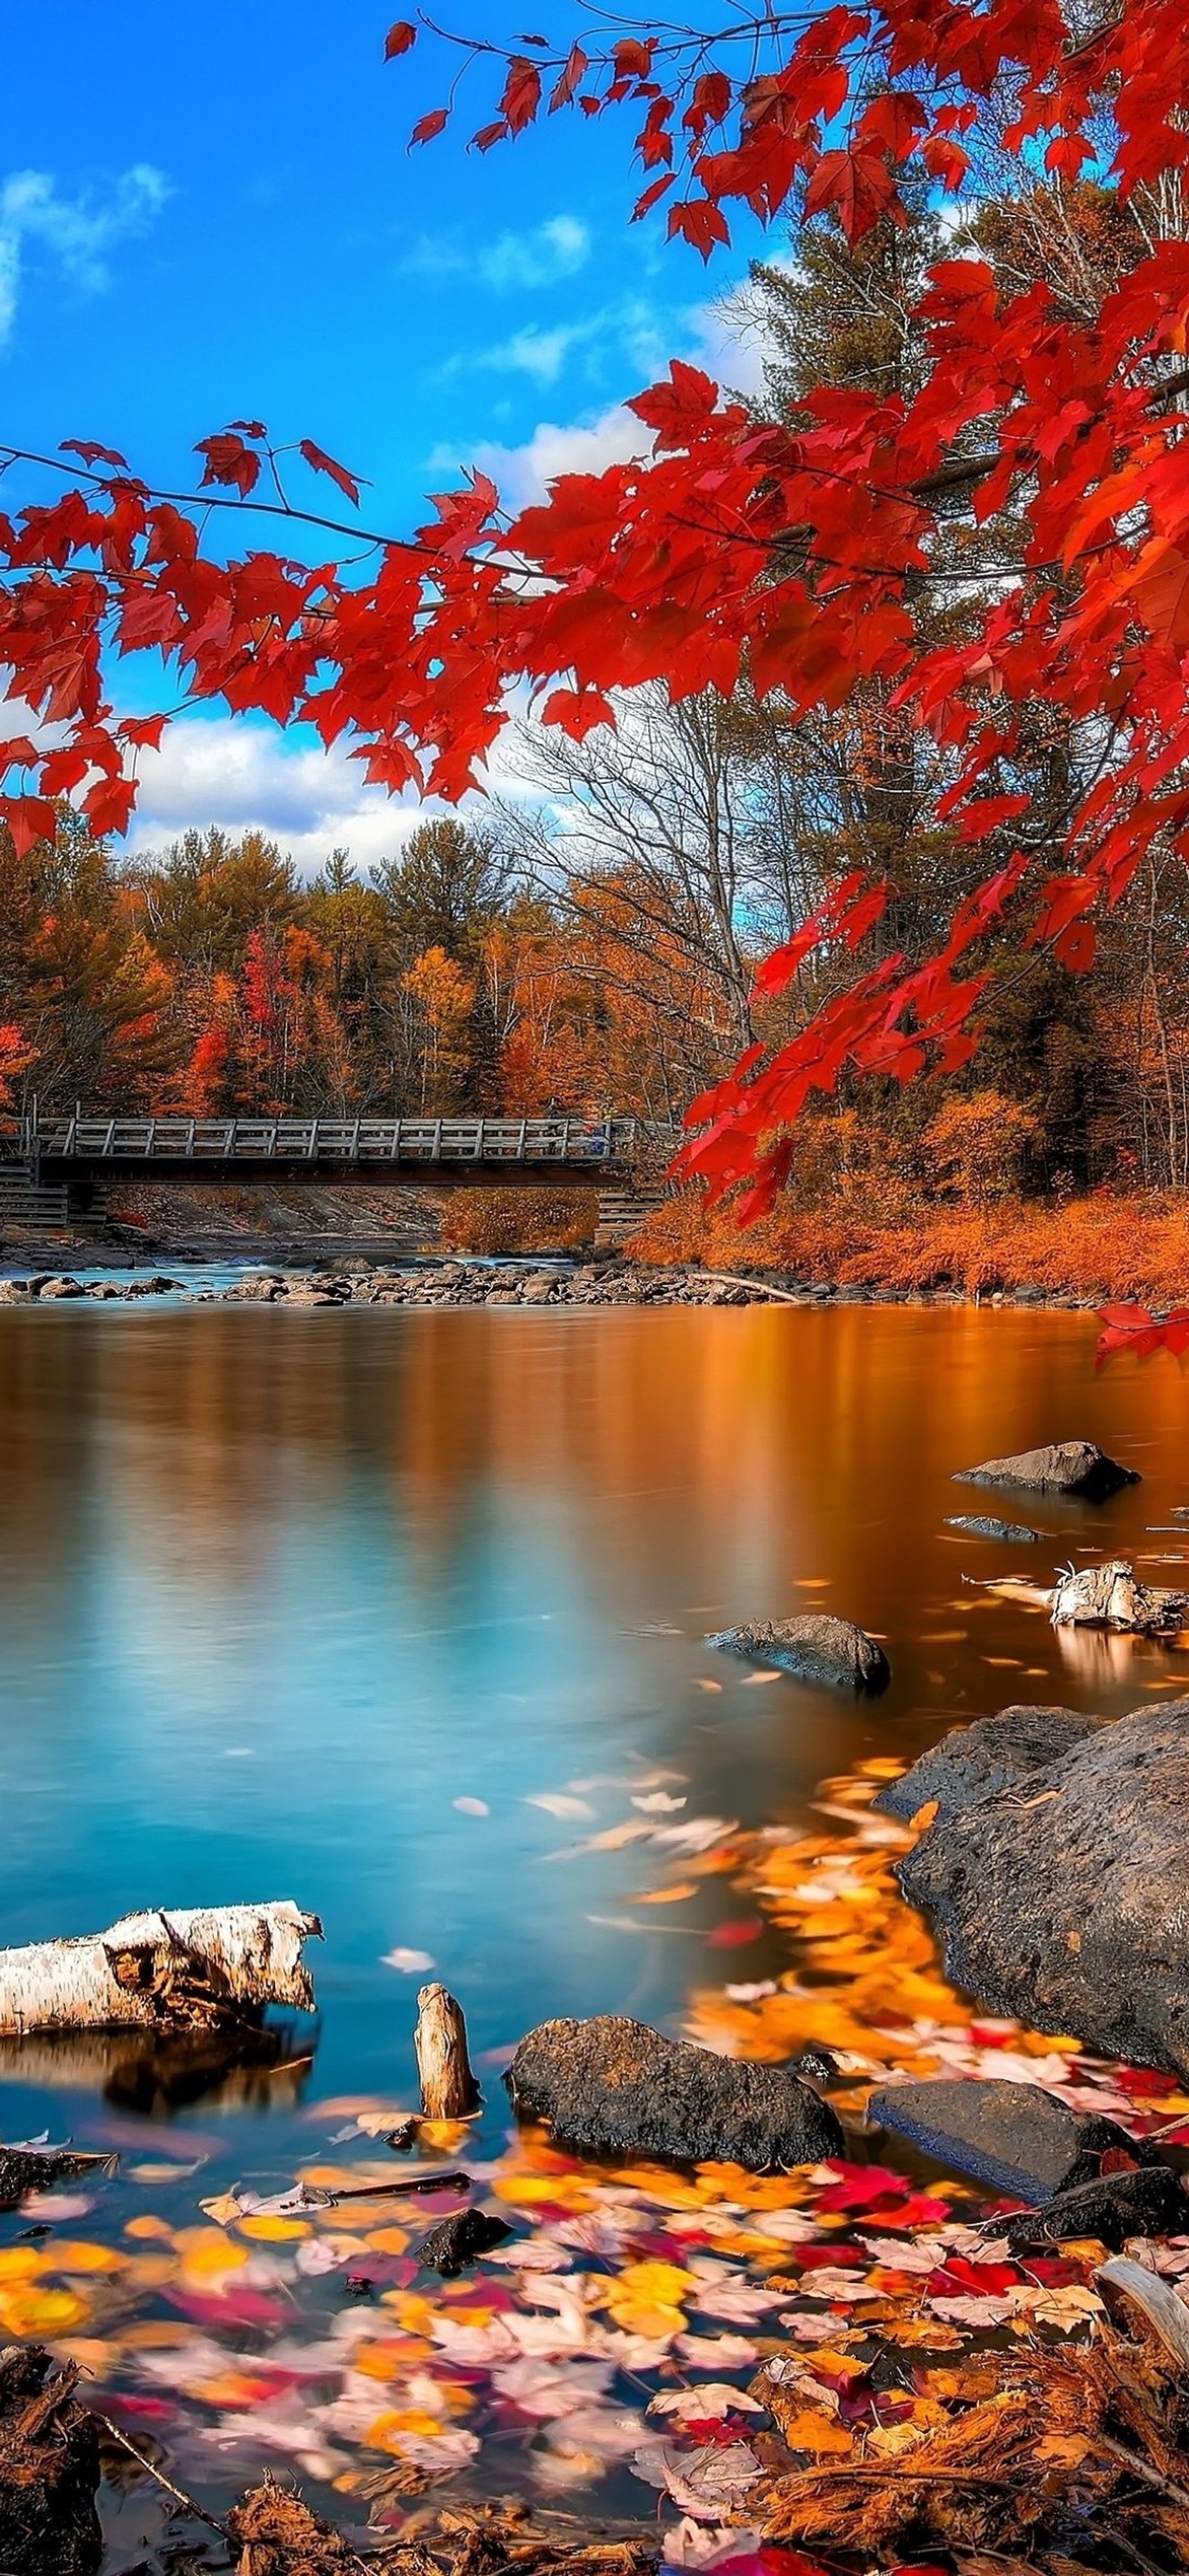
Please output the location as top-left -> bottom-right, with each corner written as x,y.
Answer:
0,1300 -> 1180,2162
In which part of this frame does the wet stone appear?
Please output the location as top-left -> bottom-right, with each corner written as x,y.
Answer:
1000,2163 -> 1189,2250
896,1698 -> 1189,2077
945,1515 -> 1043,1543
418,2208 -> 513,2277
875,1704 -> 1101,1825
707,1613 -> 890,1694
507,2012 -> 843,2171
866,2076 -> 1153,2205
953,1439 -> 1139,1500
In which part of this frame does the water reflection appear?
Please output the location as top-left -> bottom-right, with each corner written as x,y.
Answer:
0,1301 -> 1182,2151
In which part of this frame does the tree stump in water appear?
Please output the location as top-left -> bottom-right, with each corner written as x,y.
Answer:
1050,1557 -> 1189,1633
415,1983 -> 479,2118
0,2346 -> 102,2576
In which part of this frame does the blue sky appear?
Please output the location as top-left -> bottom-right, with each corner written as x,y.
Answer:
2,1 -> 776,870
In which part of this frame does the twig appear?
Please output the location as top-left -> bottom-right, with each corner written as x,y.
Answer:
94,2413 -> 229,2540
1094,2431 -> 1189,2515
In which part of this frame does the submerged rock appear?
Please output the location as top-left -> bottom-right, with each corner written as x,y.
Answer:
507,2013 -> 843,2170
945,1514 -> 1043,1543
875,1704 -> 1098,1824
866,2076 -> 1154,2204
953,1439 -> 1138,1500
896,1698 -> 1189,2077
706,1614 -> 890,1693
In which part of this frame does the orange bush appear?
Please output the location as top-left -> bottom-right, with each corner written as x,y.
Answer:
629,1188 -> 1189,1305
439,1187 -> 596,1256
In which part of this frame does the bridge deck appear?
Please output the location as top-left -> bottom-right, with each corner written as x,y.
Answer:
16,1114 -> 649,1189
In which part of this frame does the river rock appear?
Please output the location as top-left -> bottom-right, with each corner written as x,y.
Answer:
706,1614 -> 890,1693
875,1704 -> 1099,1824
1000,2163 -> 1189,2251
896,1698 -> 1189,2076
417,2208 -> 512,2276
37,1278 -> 85,1300
506,2014 -> 843,2169
953,1439 -> 1138,1500
866,2076 -> 1154,2204
945,1515 -> 1043,1543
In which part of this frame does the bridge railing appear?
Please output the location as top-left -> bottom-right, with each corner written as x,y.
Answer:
21,1113 -> 644,1167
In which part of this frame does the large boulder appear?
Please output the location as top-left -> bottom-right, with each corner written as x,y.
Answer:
875,1704 -> 1099,1824
506,2014 -> 843,2169
706,1615 -> 890,1694
896,1699 -> 1189,2076
953,1439 -> 1138,1500
866,2076 -> 1155,2204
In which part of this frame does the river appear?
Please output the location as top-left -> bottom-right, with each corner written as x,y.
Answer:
0,1302 -> 1182,2557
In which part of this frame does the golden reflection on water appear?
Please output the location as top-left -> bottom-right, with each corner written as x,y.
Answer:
0,1298 -> 1183,2121
0,1300 -> 1183,1661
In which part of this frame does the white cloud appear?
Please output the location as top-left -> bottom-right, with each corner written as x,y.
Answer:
441,276 -> 779,511
466,404 -> 648,511
470,321 -> 592,387
0,164 -> 169,349
402,213 -> 591,294
123,718 -> 438,879
482,214 -> 590,291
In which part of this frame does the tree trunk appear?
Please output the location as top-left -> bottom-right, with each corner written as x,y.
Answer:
415,1981 -> 479,2117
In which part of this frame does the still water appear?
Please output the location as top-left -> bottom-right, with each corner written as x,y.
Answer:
0,1303 -> 1184,2546
0,1301 -> 1183,2112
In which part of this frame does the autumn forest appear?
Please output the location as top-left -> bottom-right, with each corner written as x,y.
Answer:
10,197 -> 1189,1272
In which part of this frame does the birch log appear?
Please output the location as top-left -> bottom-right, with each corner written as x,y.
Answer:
0,1902 -> 322,2037
415,1983 -> 479,2117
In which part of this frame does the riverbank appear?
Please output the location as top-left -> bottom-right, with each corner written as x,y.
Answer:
628,1187 -> 1189,1307
0,1257 -> 1103,1308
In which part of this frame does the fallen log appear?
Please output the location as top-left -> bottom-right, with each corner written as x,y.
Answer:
0,2144 -> 113,2208
415,1983 -> 480,2118
0,1902 -> 321,2036
964,1557 -> 1189,1633
1050,1555 -> 1189,1633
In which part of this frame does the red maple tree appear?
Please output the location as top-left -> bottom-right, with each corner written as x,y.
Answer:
5,0 -> 1189,1247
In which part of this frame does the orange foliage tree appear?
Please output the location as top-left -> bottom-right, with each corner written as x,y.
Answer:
6,1 -> 1189,1271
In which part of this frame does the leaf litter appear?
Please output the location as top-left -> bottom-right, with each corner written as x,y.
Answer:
7,1763 -> 1189,2570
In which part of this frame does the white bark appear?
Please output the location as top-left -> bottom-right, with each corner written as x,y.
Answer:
0,1902 -> 322,2036
1050,1558 -> 1189,1634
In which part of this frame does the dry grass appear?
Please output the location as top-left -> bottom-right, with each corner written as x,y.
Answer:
628,1189 -> 1189,1305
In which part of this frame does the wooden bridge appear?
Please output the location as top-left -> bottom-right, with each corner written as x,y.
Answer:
15,1111 -> 650,1190
0,1110 -> 673,1242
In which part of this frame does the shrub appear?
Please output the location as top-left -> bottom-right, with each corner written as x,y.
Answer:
438,1187 -> 596,1256
922,1091 -> 1040,1204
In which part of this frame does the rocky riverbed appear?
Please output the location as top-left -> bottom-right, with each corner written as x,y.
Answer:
0,1259 -> 1104,1308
